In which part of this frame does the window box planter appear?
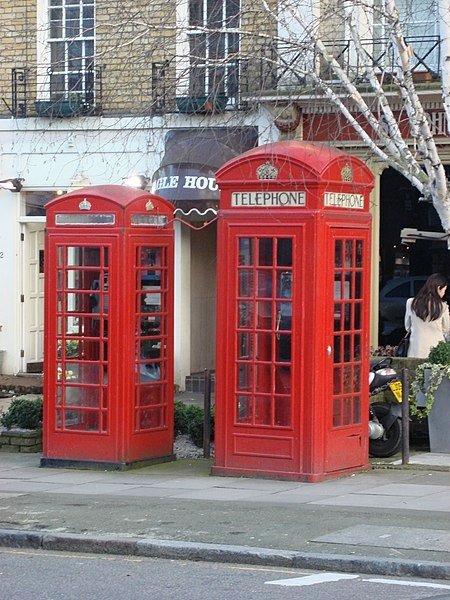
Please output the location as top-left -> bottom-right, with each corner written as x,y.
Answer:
35,98 -> 84,118
176,95 -> 228,114
412,71 -> 434,83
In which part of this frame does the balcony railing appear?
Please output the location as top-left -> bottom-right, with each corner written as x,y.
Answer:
258,35 -> 441,94
10,66 -> 104,118
151,59 -> 249,115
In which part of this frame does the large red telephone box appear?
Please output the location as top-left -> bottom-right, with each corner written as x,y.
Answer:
212,141 -> 374,482
41,185 -> 174,469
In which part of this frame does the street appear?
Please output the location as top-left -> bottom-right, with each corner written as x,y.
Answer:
1,549 -> 450,600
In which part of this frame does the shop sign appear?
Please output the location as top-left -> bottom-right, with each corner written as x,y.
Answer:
152,175 -> 218,192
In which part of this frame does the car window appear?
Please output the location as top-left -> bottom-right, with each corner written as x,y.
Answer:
384,282 -> 410,298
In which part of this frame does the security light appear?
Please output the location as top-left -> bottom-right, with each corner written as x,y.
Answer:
400,228 -> 450,250
0,178 -> 24,192
123,175 -> 149,190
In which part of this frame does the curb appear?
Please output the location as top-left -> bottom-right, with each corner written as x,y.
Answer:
1,529 -> 449,580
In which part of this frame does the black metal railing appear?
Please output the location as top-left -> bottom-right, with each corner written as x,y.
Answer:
354,36 -> 440,80
11,68 -> 29,118
151,58 -> 249,115
10,65 -> 104,118
258,35 -> 441,93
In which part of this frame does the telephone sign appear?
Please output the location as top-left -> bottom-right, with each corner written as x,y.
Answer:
231,191 -> 306,207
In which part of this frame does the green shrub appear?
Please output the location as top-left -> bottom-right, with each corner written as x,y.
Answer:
174,400 -> 190,435
173,401 -> 214,447
1,396 -> 43,430
428,341 -> 450,365
186,405 -> 205,447
409,341 -> 450,419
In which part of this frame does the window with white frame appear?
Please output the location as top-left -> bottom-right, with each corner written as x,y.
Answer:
48,0 -> 95,101
188,0 -> 240,99
374,0 -> 439,74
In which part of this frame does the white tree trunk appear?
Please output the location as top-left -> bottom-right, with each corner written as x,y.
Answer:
383,0 -> 450,235
439,0 -> 450,134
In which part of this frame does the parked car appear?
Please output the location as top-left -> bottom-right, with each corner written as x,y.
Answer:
379,276 -> 428,345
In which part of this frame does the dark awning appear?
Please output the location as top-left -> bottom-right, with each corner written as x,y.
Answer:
151,128 -> 258,216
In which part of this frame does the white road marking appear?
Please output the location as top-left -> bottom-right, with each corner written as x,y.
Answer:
363,578 -> 450,590
266,572 -> 450,590
265,572 -> 359,587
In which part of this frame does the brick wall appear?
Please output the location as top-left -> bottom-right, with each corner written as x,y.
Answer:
95,0 -> 177,114
241,0 -> 277,95
0,0 -> 37,118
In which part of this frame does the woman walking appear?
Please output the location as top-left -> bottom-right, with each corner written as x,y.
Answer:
404,273 -> 450,358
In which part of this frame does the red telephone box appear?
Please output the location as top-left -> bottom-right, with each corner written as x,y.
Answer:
212,141 -> 374,482
41,185 -> 175,469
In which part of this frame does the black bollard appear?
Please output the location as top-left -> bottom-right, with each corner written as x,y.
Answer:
203,369 -> 212,459
401,368 -> 410,465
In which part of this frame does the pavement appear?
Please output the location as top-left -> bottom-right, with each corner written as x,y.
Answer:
1,374 -> 450,579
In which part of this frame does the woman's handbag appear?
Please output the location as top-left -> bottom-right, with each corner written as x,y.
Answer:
395,332 -> 410,357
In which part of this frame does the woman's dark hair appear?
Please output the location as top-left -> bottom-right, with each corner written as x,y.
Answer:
412,273 -> 448,321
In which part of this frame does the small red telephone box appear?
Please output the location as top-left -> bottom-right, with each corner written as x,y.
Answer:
41,185 -> 174,469
212,141 -> 374,482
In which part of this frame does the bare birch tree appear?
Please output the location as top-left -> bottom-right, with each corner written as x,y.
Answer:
244,0 -> 450,242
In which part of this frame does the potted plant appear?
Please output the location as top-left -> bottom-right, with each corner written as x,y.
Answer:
410,341 -> 450,452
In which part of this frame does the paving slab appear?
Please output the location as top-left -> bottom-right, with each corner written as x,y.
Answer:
317,489 -> 450,511
353,483 -> 450,496
392,452 -> 450,467
406,491 -> 450,511
49,482 -> 142,495
314,525 -> 450,553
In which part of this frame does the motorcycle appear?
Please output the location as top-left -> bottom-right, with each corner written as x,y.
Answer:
369,358 -> 403,458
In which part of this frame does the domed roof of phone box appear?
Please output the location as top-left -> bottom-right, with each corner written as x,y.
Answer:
216,141 -> 374,187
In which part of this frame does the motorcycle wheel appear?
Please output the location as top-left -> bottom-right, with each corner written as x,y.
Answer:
369,403 -> 403,458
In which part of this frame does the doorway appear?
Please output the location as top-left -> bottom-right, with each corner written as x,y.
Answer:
24,223 -> 45,372
378,168 -> 450,346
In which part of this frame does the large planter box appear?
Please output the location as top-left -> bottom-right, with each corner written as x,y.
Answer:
415,367 -> 430,409
427,376 -> 450,453
0,428 -> 42,453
